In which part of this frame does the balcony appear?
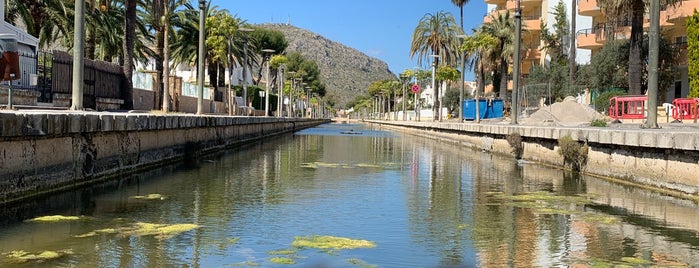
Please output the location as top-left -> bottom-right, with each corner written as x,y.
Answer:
506,0 -> 517,11
525,48 -> 541,60
578,0 -> 601,16
524,15 -> 542,31
665,0 -> 699,24
521,0 -> 543,8
576,28 -> 603,49
485,0 -> 507,5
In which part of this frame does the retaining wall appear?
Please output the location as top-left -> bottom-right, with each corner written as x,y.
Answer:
0,111 -> 328,205
369,120 -> 699,201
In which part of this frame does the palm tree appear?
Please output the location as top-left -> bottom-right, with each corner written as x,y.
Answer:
481,12 -> 516,100
124,0 -> 138,109
461,30 -> 498,101
410,11 -> 463,120
450,0 -> 469,31
7,0 -> 71,48
597,0 -> 681,95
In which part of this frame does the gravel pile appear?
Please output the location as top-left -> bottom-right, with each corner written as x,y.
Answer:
520,97 -> 604,126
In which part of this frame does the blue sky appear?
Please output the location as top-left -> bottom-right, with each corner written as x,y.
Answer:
212,0 -> 488,81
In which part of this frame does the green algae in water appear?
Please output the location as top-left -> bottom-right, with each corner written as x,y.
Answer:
129,193 -> 167,200
268,249 -> 297,255
269,257 -> 296,265
457,223 -> 470,230
26,215 -> 83,222
3,249 -> 73,263
347,258 -> 378,268
620,257 -> 650,265
123,222 -> 199,238
74,228 -> 119,238
495,191 -> 591,205
74,222 -> 198,239
292,235 -> 376,250
582,214 -> 619,224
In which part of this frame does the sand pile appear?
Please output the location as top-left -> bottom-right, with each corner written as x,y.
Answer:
520,96 -> 604,126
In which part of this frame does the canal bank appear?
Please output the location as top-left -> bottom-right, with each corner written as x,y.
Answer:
0,111 -> 328,205
366,120 -> 699,202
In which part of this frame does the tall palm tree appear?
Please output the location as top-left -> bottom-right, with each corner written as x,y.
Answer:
410,11 -> 463,120
450,0 -> 469,31
481,12 -> 516,100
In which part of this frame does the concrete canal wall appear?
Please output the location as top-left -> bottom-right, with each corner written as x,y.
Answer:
368,120 -> 699,201
0,111 -> 328,205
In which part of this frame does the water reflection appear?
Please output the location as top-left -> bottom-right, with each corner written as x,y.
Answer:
0,123 -> 697,267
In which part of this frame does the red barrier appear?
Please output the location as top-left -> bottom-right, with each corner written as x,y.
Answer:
671,98 -> 699,121
608,95 -> 647,120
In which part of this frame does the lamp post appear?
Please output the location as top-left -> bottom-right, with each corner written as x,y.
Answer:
262,48 -> 275,116
401,74 -> 407,121
278,64 -> 285,117
239,27 -> 253,114
196,0 -> 206,114
430,54 -> 440,121
511,0 -> 522,124
287,71 -> 295,117
305,86 -> 311,118
457,34 -> 468,122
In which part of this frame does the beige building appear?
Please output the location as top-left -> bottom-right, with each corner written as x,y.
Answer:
484,0 -> 697,101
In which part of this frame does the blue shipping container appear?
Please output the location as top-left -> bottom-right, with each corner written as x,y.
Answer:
462,99 -> 504,120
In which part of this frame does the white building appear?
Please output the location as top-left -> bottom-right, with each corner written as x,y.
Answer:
0,1 -> 39,89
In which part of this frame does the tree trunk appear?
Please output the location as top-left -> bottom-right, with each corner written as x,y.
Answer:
154,27 -> 164,110
500,56 -> 508,100
85,3 -> 96,60
122,0 -> 137,109
628,0 -> 644,95
208,60 -> 218,100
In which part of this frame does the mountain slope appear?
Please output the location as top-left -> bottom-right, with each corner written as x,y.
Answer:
260,23 -> 396,108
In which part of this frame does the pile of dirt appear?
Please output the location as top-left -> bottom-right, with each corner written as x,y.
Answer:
520,97 -> 604,126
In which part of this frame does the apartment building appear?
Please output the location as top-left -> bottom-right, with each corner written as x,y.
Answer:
577,0 -> 698,101
484,0 -> 591,91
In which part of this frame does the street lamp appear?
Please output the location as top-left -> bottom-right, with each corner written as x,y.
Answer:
457,34 -> 468,122
287,71 -> 295,117
196,0 -> 206,114
277,64 -> 285,117
239,27 -> 254,115
430,54 -> 440,121
511,0 -> 522,125
262,49 -> 275,116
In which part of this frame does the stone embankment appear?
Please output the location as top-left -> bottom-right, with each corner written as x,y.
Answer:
368,120 -> 699,201
0,111 -> 328,205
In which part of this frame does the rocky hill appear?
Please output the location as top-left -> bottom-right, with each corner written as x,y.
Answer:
260,24 -> 396,108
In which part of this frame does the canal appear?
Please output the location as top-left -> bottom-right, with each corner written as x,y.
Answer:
0,123 -> 698,267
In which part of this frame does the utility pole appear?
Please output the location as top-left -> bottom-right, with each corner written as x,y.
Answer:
511,0 -> 522,125
646,0 -> 660,128
71,0 -> 86,110
196,0 -> 205,114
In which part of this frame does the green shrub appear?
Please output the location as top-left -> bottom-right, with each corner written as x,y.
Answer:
506,132 -> 523,159
590,119 -> 607,127
593,90 -> 627,113
557,136 -> 588,171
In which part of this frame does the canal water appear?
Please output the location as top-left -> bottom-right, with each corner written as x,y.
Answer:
1,123 -> 698,267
